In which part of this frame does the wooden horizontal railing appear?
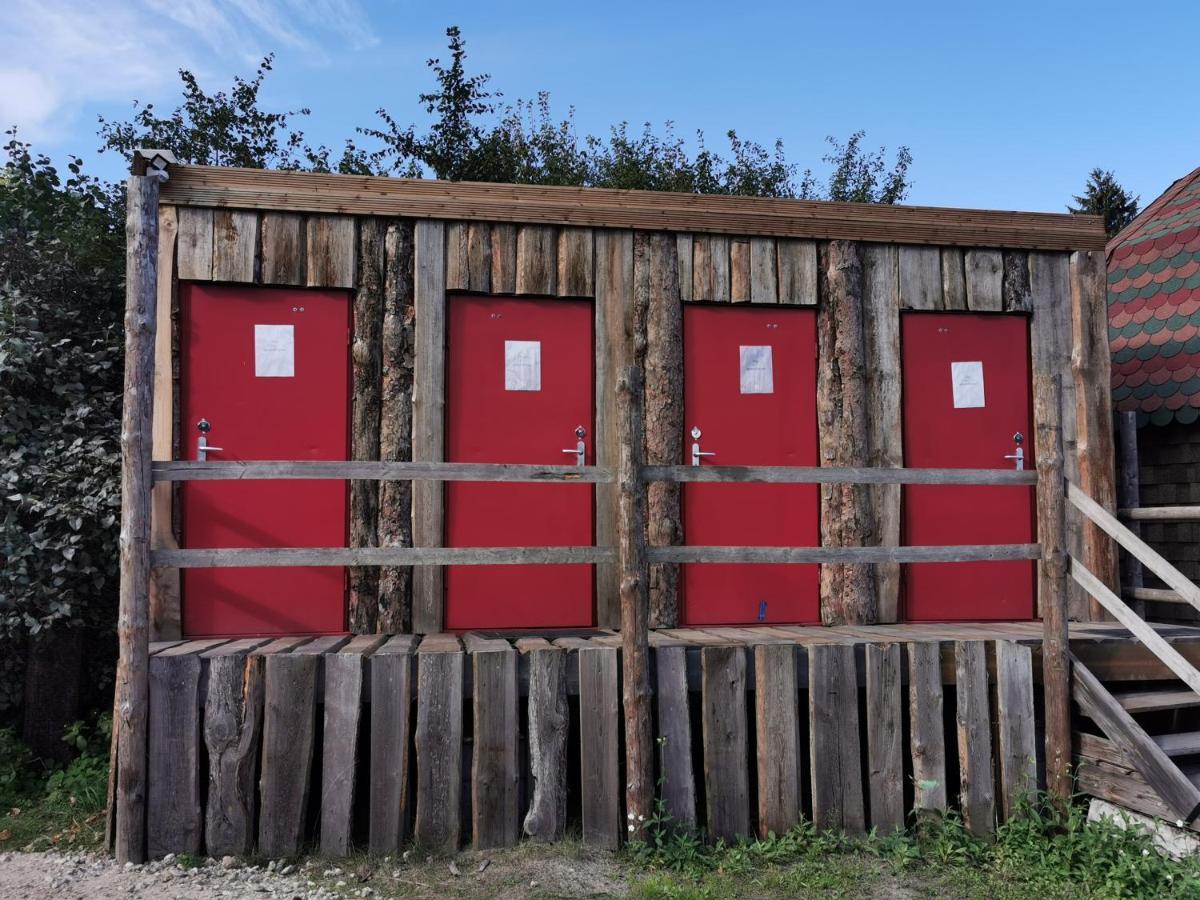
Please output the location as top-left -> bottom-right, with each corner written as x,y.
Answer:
152,546 -> 614,568
1119,505 -> 1200,522
641,465 -> 1037,485
649,544 -> 1041,564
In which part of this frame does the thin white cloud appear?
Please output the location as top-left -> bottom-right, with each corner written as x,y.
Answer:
0,0 -> 375,142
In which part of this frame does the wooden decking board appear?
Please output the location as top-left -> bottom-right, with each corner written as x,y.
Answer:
149,640 -> 185,656
1113,688 -> 1200,714
374,634 -> 419,655
1154,732 -> 1200,758
292,635 -> 352,655
158,638 -> 229,657
418,633 -> 463,653
201,638 -> 272,658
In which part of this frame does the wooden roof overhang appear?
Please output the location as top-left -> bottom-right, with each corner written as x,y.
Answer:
161,164 -> 1106,252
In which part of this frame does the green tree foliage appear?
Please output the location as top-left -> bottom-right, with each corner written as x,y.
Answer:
0,133 -> 124,642
1069,168 -> 1140,238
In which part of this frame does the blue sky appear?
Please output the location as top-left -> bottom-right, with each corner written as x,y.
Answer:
3,0 -> 1196,213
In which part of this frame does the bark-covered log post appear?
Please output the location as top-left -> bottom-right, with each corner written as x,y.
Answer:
113,174 -> 160,863
817,241 -> 878,625
618,366 -> 653,840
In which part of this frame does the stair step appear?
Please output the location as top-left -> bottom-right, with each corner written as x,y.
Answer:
1113,688 -> 1200,714
1153,732 -> 1200,757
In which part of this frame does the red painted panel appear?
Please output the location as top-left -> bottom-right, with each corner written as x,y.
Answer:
445,296 -> 594,629
180,285 -> 349,637
901,313 -> 1035,621
681,306 -> 819,625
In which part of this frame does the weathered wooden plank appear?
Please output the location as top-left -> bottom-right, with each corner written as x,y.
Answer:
176,206 -> 213,281
154,459 -> 615,483
491,223 -> 518,293
654,645 -> 696,827
907,641 -> 947,813
594,230 -> 635,628
259,212 -> 304,285
204,652 -> 265,857
995,641 -> 1037,820
755,643 -> 800,837
306,214 -> 356,288
955,641 -> 995,836
147,654 -> 201,858
941,248 -> 967,310
861,243 -> 901,623
471,648 -> 520,849
898,245 -> 942,309
445,222 -> 469,291
516,225 -> 557,295
258,653 -> 319,857
639,464 -> 1035,485
730,238 -> 751,302
809,643 -> 865,834
368,640 -> 414,855
466,222 -> 492,292
965,249 -> 1003,311
579,646 -> 622,848
818,240 -> 877,625
412,220 -> 445,633
692,234 -> 730,301
676,234 -> 693,302
865,643 -> 903,835
557,227 -> 594,296
1002,251 -> 1032,312
749,237 -> 778,303
702,645 -> 750,841
414,649 -> 464,852
524,647 -> 568,841
777,239 -> 817,305
212,210 -> 257,282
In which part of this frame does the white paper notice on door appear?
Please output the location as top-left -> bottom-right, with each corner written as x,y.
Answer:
951,360 -> 985,408
739,345 -> 774,394
254,324 -> 294,377
504,340 -> 542,391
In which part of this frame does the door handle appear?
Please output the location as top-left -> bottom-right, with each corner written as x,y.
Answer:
561,425 -> 587,467
690,425 -> 716,467
1003,431 -> 1024,471
197,418 -> 224,462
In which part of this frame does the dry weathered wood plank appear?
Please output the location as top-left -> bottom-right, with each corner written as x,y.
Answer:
809,643 -> 865,834
755,643 -> 800,836
692,234 -> 730,301
414,649 -> 464,852
465,222 -> 491,292
639,464 -> 1035,486
955,641 -> 995,836
258,653 -> 319,857
730,238 -> 751,302
445,222 -> 469,291
368,638 -> 415,855
579,646 -> 622,848
702,645 -> 750,841
1002,251 -> 1032,312
156,545 -> 616,568
819,240 -> 877,625
654,645 -> 696,827
516,225 -> 557,295
259,212 -> 304,285
908,641 -> 947,813
524,647 -> 568,841
777,239 -> 817,305
965,250 -> 1003,311
861,243 -> 901,623
212,210 -> 257,282
412,220 -> 445,633
147,653 -> 201,858
176,206 -> 213,281
155,459 -> 615,483
472,648 -> 520,849
676,234 -> 693,302
995,641 -> 1037,820
306,214 -> 356,288
557,227 -> 594,296
204,652 -> 265,857
865,643 -> 903,834
595,230 -> 635,628
749,237 -> 778,303
491,223 -> 517,293
898,245 -> 942,309
941,248 -> 967,310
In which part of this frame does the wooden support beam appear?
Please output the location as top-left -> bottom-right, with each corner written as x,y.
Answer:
648,543 -> 1040,565
154,459 -> 615,483
113,174 -> 160,865
523,647 -> 568,841
412,220 -> 446,633
156,545 -> 614,568
640,464 -> 1036,485
756,643 -> 801,836
865,643 -> 903,834
818,240 -> 877,625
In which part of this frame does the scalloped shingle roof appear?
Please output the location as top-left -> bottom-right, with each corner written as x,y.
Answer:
1109,167 -> 1200,426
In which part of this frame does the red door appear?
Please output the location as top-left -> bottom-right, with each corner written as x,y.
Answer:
681,306 -> 819,625
445,296 -> 594,629
180,285 -> 349,637
901,312 -> 1035,621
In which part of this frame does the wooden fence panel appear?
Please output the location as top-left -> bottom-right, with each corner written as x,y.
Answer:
524,646 -> 568,841
258,653 -> 319,857
147,653 -> 202,858
755,643 -> 800,836
809,644 -> 865,834
368,637 -> 416,854
955,641 -> 996,835
907,641 -> 947,813
579,646 -> 622,848
204,652 -> 265,857
414,647 -> 464,852
995,640 -> 1038,820
865,643 -> 904,834
655,645 -> 697,827
472,648 -> 520,849
212,210 -> 257,283
702,645 -> 750,841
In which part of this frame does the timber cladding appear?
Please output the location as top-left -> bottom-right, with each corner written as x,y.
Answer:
152,168 -> 1113,637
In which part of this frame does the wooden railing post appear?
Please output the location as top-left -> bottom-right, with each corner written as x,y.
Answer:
113,174 -> 160,863
618,367 -> 653,840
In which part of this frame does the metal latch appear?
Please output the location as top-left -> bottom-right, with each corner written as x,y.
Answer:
1004,432 -> 1024,471
562,425 -> 587,467
197,418 -> 224,462
691,426 -> 716,467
